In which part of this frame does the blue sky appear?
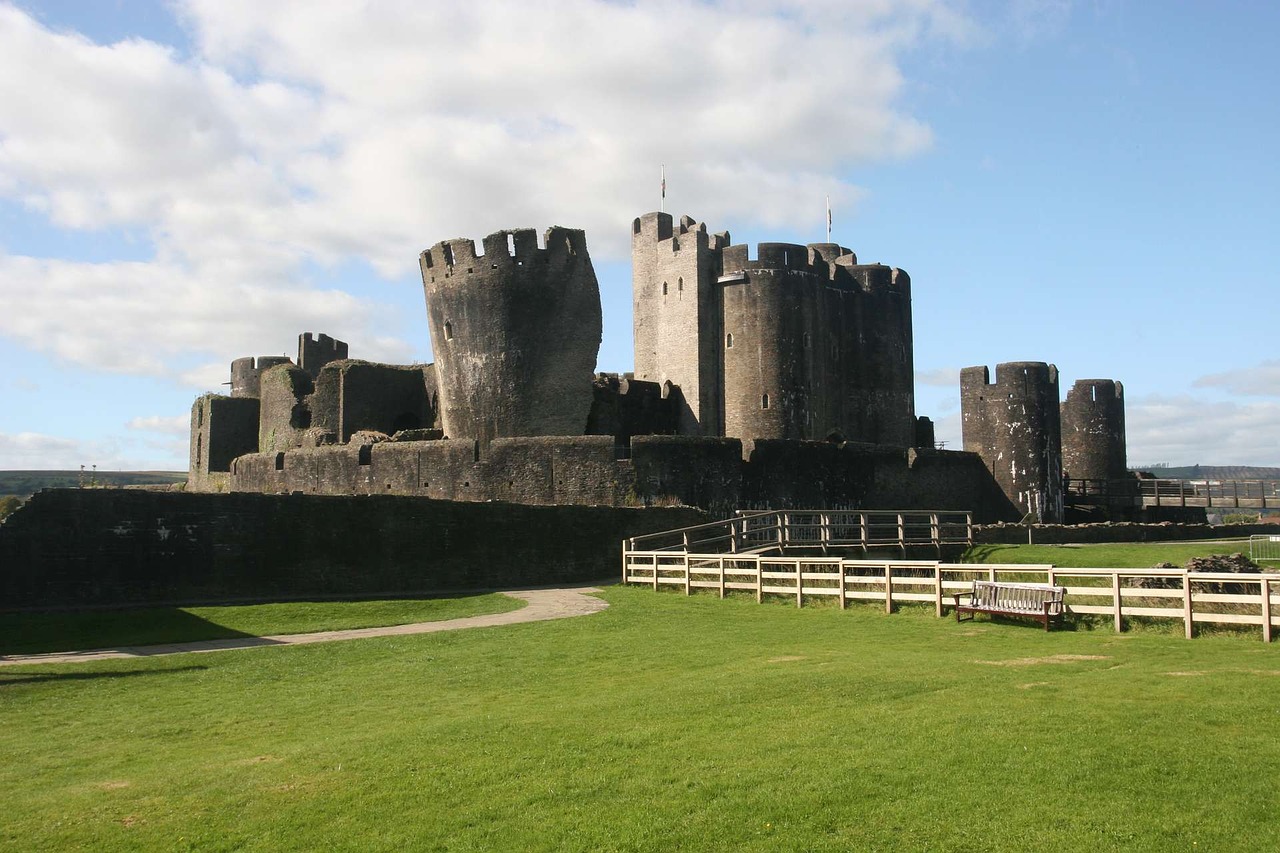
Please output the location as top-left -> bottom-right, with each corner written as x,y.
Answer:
1,0 -> 1277,471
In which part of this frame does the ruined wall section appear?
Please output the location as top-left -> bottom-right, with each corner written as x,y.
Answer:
586,374 -> 681,443
632,213 -> 729,435
297,332 -> 348,378
308,360 -> 436,443
257,364 -> 316,454
961,362 -> 1063,522
187,394 -> 260,493
1061,379 -> 1126,482
230,355 -> 292,399
421,227 -> 601,442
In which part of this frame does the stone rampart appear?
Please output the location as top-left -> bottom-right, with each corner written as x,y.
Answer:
0,490 -> 706,609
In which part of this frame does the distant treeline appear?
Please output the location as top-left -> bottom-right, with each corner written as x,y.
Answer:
1133,465 -> 1280,481
0,471 -> 186,499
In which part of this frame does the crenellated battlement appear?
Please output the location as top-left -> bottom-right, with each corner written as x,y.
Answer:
631,212 -> 730,255
962,362 -> 1059,398
1064,378 -> 1124,404
419,227 -> 589,282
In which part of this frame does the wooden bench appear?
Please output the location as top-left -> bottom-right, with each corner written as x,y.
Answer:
954,580 -> 1066,631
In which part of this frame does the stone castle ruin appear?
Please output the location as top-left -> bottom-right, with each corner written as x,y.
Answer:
961,364 -> 1127,523
188,213 -> 1128,523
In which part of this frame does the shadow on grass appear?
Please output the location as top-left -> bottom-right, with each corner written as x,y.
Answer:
0,664 -> 208,686
0,608 -> 259,656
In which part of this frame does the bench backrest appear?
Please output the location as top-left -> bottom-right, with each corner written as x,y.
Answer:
972,581 -> 1065,614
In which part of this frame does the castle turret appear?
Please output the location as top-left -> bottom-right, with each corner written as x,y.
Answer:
961,362 -> 1063,522
421,227 -> 601,442
631,213 -> 730,435
1061,379 -> 1126,483
230,355 -> 292,399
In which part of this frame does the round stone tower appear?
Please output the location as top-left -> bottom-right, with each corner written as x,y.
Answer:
420,227 -> 602,443
960,362 -> 1063,522
1061,379 -> 1126,483
230,355 -> 292,399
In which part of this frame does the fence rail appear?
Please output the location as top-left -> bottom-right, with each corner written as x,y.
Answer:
621,551 -> 1279,642
624,509 -> 972,556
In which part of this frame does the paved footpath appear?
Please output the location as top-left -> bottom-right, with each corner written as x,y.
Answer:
0,586 -> 608,668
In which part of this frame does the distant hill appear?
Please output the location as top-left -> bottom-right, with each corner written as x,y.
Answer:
1133,466 -> 1280,481
0,470 -> 187,499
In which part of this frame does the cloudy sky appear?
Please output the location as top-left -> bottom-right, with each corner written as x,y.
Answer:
1,0 -> 1277,470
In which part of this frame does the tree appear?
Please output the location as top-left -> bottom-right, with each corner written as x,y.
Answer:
0,495 -> 22,521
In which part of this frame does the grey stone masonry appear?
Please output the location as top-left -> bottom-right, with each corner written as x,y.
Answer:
961,362 -> 1063,523
1061,379 -> 1126,482
421,227 -> 602,443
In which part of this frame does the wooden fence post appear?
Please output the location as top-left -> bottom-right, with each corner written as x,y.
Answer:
839,560 -> 848,610
684,555 -> 691,596
884,564 -> 893,614
933,563 -> 943,618
652,554 -> 659,592
718,556 -> 726,599
1111,572 -> 1123,633
1182,573 -> 1194,639
796,559 -> 803,608
755,556 -> 763,604
1262,577 -> 1272,644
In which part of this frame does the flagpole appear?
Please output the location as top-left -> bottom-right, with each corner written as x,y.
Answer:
661,165 -> 666,214
826,194 -> 831,243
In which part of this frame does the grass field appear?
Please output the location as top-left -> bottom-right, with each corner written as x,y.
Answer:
3,584 -> 1278,851
963,537 -> 1258,568
0,594 -> 524,656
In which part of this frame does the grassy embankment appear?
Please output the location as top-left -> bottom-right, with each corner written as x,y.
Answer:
2,578 -> 1278,851
962,537 -> 1259,568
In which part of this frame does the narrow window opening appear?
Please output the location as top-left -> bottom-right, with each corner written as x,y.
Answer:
726,333 -> 734,349
677,277 -> 683,292
443,321 -> 453,341
195,435 -> 202,469
358,445 -> 372,465
507,233 -> 516,256
662,281 -> 668,296
803,332 -> 811,349
442,244 -> 455,266
472,440 -> 481,463
197,405 -> 203,427
274,452 -> 285,471
762,393 -> 770,410
1091,386 -> 1097,402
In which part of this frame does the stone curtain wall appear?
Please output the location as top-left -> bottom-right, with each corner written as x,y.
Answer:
0,490 -> 706,609
230,435 -> 1021,523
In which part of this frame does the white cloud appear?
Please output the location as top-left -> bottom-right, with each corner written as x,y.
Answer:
1126,394 -> 1280,467
126,415 -> 190,435
0,430 -> 177,470
0,1 -> 969,384
1193,361 -> 1280,397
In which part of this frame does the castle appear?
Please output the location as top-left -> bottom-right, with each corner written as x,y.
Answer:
188,213 -> 1129,524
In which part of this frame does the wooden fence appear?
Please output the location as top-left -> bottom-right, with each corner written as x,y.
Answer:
621,552 -> 1279,642
624,509 -> 973,556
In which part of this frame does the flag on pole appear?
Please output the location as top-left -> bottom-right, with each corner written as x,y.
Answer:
826,194 -> 832,243
661,165 -> 666,212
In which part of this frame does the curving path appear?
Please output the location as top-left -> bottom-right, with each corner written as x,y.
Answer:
0,586 -> 608,668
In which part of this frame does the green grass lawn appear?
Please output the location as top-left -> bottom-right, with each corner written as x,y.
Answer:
0,594 -> 524,656
3,585 -> 1279,851
963,537 -> 1257,568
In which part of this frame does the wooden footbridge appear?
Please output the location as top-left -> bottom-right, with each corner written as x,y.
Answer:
1067,478 -> 1280,510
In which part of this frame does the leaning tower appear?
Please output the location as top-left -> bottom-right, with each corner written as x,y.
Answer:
420,227 -> 602,442
961,362 -> 1063,522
